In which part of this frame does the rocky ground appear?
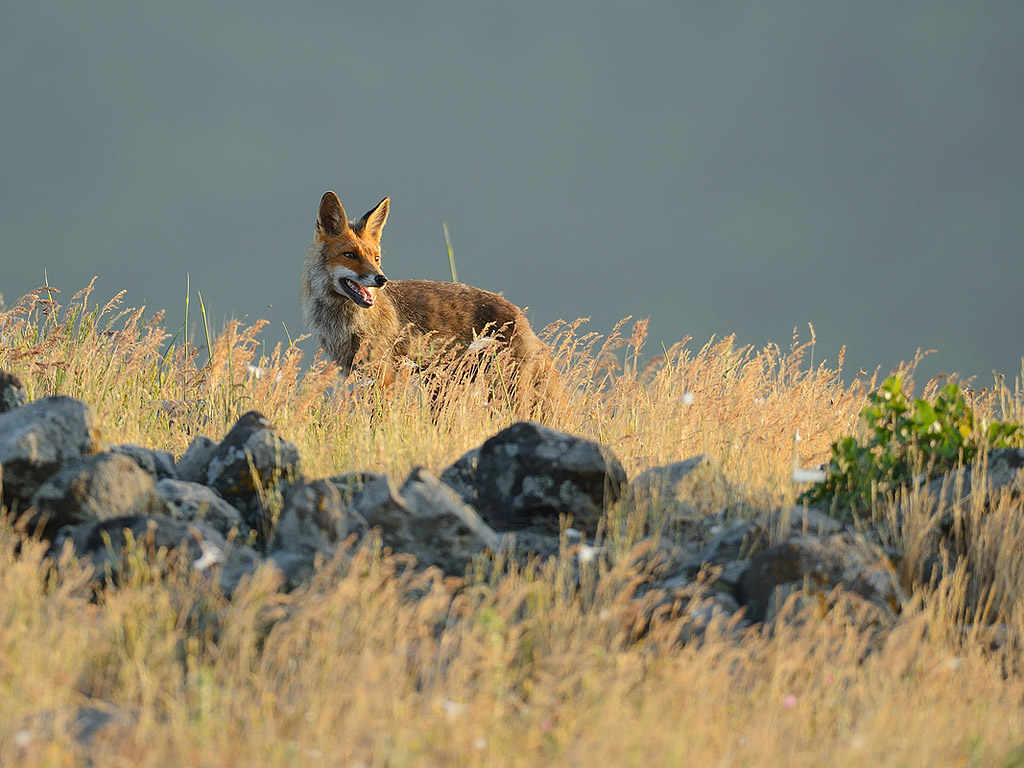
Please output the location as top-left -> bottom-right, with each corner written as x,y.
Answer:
1,369 -> 1021,652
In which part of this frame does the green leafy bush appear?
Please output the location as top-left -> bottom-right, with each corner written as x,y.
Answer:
801,375 -> 1022,518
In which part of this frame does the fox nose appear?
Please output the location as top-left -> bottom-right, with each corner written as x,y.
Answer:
375,273 -> 388,287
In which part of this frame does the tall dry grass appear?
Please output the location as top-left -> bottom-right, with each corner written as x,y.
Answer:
1,282 -> 1023,766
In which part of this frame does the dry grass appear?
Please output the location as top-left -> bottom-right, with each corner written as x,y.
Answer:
1,282 -> 1023,766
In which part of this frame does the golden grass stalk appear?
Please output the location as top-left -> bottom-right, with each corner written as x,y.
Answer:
1,284 -> 1023,765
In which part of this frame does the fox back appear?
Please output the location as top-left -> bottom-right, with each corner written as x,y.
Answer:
301,191 -> 558,409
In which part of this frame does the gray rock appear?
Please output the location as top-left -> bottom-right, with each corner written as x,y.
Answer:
176,435 -> 218,483
739,533 -> 904,622
271,478 -> 367,555
56,514 -> 261,596
627,537 -> 701,593
699,519 -> 769,565
676,589 -> 746,643
715,559 -> 752,594
111,443 -> 178,480
0,370 -> 28,413
267,548 -> 320,591
782,505 -> 846,536
890,448 -> 1024,578
624,538 -> 749,647
437,446 -> 479,502
499,529 -> 564,561
651,584 -> 747,646
353,468 -> 500,576
654,506 -> 847,596
917,447 -> 1024,528
328,471 -> 386,505
23,453 -> 160,539
630,455 -> 717,519
983,447 -> 1024,491
153,478 -> 246,537
204,411 -> 301,533
15,703 -> 133,756
0,396 -> 99,508
440,421 -> 627,534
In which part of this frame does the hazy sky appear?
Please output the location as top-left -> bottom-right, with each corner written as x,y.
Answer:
2,2 -> 1022,387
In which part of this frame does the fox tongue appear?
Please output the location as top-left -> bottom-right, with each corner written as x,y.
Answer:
345,279 -> 374,306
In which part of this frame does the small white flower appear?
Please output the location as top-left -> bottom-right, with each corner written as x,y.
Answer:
193,540 -> 224,571
14,730 -> 34,749
441,699 -> 466,717
680,392 -> 695,405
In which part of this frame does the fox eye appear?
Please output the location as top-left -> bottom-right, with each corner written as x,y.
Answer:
342,252 -> 357,260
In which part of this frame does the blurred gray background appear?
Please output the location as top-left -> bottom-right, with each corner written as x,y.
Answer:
2,2 -> 1022,386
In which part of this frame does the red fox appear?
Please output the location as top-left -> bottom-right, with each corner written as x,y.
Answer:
301,191 -> 558,411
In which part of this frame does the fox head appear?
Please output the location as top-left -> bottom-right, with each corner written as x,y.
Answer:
314,191 -> 390,308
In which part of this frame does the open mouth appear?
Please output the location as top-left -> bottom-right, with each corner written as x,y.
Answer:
339,278 -> 375,308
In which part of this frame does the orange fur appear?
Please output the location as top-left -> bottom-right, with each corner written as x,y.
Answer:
301,191 -> 559,412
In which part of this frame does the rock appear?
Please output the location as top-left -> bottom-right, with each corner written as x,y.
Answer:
648,583 -> 747,646
617,539 -> 749,647
176,435 -> 218,483
763,581 -> 898,631
267,549 -> 320,591
699,519 -> 769,565
22,453 -> 160,539
111,443 -> 178,480
203,411 -> 301,533
500,529 -> 564,561
627,537 -> 702,594
270,478 -> 367,555
892,448 -> 1024,579
782,505 -> 847,536
328,471 -> 385,505
739,533 -> 904,623
14,703 -> 133,758
0,370 -> 28,413
982,447 -> 1024,491
0,396 -> 99,509
672,588 -> 746,644
352,468 -> 500,576
55,514 -> 261,596
440,421 -> 627,534
630,455 -> 721,521
153,478 -> 246,538
917,447 -> 1024,528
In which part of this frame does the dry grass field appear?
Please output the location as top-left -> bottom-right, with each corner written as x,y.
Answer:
1,280 -> 1023,766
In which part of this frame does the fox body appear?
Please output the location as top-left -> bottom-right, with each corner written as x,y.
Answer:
301,191 -> 555,406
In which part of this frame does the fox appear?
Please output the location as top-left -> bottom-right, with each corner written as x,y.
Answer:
301,190 -> 558,411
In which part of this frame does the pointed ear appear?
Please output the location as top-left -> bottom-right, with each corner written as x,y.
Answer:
317,191 -> 348,236
358,197 -> 390,242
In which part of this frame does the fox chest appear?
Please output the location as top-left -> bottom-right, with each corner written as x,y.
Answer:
309,296 -> 400,372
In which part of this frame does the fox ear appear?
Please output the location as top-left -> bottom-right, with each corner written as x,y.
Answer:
317,191 -> 348,236
358,197 -> 390,242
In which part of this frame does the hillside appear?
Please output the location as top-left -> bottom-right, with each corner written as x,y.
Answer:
1,281 -> 1022,766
